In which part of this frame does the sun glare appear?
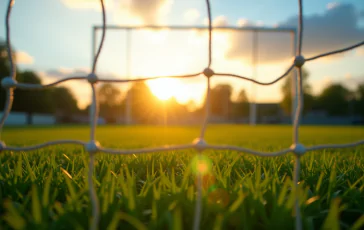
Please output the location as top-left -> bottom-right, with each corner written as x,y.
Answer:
146,77 -> 206,108
147,78 -> 184,101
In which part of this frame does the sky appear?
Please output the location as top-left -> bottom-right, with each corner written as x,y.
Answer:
0,0 -> 363,109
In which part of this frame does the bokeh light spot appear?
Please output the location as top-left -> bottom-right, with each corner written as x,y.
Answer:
190,155 -> 212,176
208,188 -> 230,208
194,173 -> 216,191
198,162 -> 208,174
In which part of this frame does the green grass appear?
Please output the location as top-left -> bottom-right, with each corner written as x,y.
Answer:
0,125 -> 363,230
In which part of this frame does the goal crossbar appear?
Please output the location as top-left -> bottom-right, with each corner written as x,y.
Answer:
93,25 -> 296,33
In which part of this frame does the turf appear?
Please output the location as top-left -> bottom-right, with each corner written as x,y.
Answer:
0,125 -> 363,230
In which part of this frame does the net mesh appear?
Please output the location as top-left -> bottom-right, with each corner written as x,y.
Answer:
1,0 -> 364,230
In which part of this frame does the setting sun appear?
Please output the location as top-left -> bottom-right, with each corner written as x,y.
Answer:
146,77 -> 206,108
147,78 -> 184,101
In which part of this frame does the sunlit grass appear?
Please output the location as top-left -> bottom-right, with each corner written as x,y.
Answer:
0,125 -> 363,229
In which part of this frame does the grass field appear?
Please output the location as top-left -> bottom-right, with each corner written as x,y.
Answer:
0,125 -> 363,230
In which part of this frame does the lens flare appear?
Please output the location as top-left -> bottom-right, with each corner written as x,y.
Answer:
194,173 -> 216,191
190,155 -> 212,176
208,188 -> 230,208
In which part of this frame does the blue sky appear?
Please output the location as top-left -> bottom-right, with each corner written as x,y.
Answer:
0,0 -> 363,108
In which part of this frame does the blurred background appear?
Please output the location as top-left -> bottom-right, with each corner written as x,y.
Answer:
0,0 -> 363,126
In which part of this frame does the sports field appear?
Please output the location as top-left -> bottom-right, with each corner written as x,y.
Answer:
0,125 -> 363,229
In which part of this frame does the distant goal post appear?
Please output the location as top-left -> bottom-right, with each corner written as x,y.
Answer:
91,25 -> 297,125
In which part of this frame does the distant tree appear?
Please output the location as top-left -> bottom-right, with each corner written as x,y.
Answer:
186,99 -> 197,112
357,84 -> 364,99
0,41 -> 81,124
317,83 -> 351,116
98,83 -> 121,106
51,87 -> 79,122
0,40 -> 18,109
209,84 -> 233,118
236,89 -> 248,103
51,87 -> 78,113
354,83 -> 364,117
232,89 -> 249,118
161,96 -> 189,124
12,71 -> 54,124
97,83 -> 122,123
127,81 -> 160,124
0,42 -> 11,76
280,68 -> 315,115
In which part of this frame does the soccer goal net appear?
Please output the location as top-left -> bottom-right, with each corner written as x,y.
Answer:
0,1 -> 363,230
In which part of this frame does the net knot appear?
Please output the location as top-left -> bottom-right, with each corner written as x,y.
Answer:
87,73 -> 98,84
85,140 -> 100,154
290,143 -> 306,156
1,77 -> 17,89
193,138 -> 207,152
203,68 -> 214,78
294,55 -> 305,68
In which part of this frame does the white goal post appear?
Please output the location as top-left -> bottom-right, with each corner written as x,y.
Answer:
91,25 -> 298,125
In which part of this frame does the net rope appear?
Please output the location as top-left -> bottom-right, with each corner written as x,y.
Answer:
0,0 -> 363,229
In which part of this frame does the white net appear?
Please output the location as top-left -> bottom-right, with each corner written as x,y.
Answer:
0,0 -> 363,230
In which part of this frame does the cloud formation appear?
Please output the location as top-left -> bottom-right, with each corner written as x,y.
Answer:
127,0 -> 172,24
44,68 -> 87,80
15,51 -> 34,65
43,67 -> 120,80
61,0 -> 172,25
225,3 -> 364,64
203,15 -> 228,27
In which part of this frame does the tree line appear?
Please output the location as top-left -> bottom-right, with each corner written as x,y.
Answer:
280,69 -> 364,118
83,82 -> 250,124
0,42 -> 79,124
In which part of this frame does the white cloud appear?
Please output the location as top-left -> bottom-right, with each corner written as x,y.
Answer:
225,3 -> 364,64
203,15 -> 228,27
178,3 -> 363,70
236,18 -> 258,27
327,2 -> 340,10
43,67 -> 122,80
184,8 -> 200,24
15,51 -> 34,65
185,3 -> 363,69
212,15 -> 228,27
120,0 -> 172,25
45,67 -> 89,79
237,18 -> 249,27
61,0 -> 173,25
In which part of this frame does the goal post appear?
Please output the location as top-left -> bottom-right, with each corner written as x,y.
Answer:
91,25 -> 297,125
